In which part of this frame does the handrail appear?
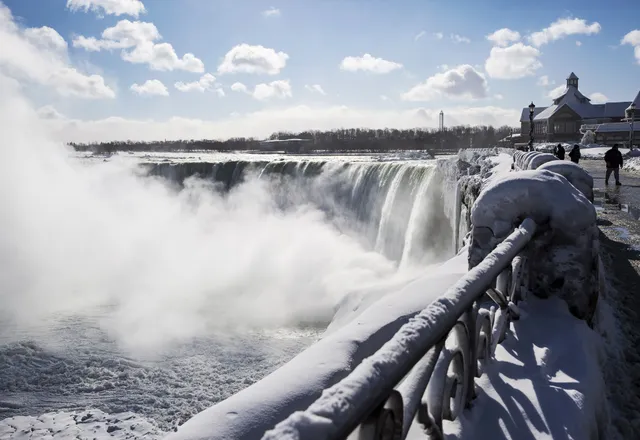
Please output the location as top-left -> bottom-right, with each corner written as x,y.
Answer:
262,218 -> 537,440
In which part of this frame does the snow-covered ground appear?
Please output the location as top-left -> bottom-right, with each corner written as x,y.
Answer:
0,410 -> 165,440
624,157 -> 640,173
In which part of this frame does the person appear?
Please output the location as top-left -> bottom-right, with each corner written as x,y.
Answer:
553,143 -> 565,160
569,144 -> 581,164
604,144 -> 623,186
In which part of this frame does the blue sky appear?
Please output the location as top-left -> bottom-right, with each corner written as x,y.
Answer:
1,0 -> 639,141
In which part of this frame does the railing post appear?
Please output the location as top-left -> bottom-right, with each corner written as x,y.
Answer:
462,306 -> 477,404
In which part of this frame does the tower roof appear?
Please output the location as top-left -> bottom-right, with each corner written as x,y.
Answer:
567,72 -> 579,80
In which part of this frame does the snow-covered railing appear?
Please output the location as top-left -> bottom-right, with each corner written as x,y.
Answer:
580,124 -> 600,134
262,219 -> 537,440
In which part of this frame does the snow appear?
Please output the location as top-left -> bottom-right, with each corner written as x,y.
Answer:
485,153 -> 514,181
0,409 -> 165,439
625,157 -> 640,172
108,150 -> 609,440
165,253 -> 469,440
537,161 -> 594,201
428,296 -> 608,440
262,238 -> 607,440
262,221 -> 537,440
581,147 -> 630,160
469,169 -> 599,323
470,169 -> 595,238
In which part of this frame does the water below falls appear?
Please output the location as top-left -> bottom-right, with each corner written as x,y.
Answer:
0,153 -> 459,436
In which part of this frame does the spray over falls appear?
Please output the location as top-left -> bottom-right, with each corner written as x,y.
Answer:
147,158 -> 455,267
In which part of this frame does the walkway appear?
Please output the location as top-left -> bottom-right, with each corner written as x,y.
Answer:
582,159 -> 640,438
581,160 -> 640,220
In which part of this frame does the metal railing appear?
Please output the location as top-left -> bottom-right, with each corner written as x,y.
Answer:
262,218 -> 537,440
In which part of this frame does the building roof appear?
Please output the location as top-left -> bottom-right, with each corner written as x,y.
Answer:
534,86 -> 594,120
595,122 -> 640,133
521,72 -> 640,123
519,106 -> 548,122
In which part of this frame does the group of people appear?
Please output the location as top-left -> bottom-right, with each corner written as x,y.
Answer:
553,143 -> 624,186
553,144 -> 582,163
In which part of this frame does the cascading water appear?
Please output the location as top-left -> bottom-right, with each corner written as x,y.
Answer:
146,158 -> 455,268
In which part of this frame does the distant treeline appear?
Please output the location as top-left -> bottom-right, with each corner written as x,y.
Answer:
69,125 -> 515,154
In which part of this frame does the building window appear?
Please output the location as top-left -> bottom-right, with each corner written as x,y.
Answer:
553,121 -> 577,134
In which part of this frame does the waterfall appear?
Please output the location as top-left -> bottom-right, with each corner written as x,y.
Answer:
146,159 -> 457,267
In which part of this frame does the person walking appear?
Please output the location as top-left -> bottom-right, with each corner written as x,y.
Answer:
569,144 -> 581,164
604,144 -> 624,186
553,143 -> 565,160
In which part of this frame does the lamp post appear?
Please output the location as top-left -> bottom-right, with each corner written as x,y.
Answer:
528,102 -> 535,152
627,102 -> 636,150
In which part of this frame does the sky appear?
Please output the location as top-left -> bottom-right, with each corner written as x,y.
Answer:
1,0 -> 639,141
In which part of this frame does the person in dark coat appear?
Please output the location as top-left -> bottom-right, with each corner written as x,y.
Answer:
553,143 -> 565,160
568,144 -> 581,164
604,144 -> 624,185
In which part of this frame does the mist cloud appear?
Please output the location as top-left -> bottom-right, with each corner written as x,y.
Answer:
0,74 -> 404,355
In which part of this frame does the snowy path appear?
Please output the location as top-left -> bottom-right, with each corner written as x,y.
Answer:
581,160 -> 640,438
582,160 -> 640,218
596,207 -> 640,438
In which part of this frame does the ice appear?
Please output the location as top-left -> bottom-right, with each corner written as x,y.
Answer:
0,409 -> 165,440
262,244 -> 607,440
625,157 -> 640,172
537,161 -> 594,201
470,169 -> 599,323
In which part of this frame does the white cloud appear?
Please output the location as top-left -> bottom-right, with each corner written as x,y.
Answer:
50,68 -> 116,98
589,92 -> 608,104
73,20 -> 204,72
39,105 -> 520,143
230,80 -> 292,100
262,7 -> 280,17
0,4 -> 115,99
414,31 -> 426,41
576,40 -> 582,46
66,0 -> 146,17
37,105 -> 65,120
402,65 -> 488,101
305,84 -> 326,95
340,54 -> 403,74
451,34 -> 471,44
486,28 -> 521,47
24,26 -> 68,51
130,79 -> 169,96
528,17 -> 601,47
380,95 -> 389,101
485,43 -> 542,79
622,30 -> 640,64
547,84 -> 566,99
174,73 -> 224,96
434,32 -> 444,40
218,44 -> 289,75
230,82 -> 248,93
253,80 -> 292,100
124,43 -> 204,72
494,94 -> 504,100
537,75 -> 551,86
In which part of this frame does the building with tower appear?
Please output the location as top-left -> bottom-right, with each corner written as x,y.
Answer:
519,72 -> 640,145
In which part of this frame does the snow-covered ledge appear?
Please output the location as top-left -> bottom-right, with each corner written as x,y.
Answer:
538,161 -> 594,202
469,169 -> 600,324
